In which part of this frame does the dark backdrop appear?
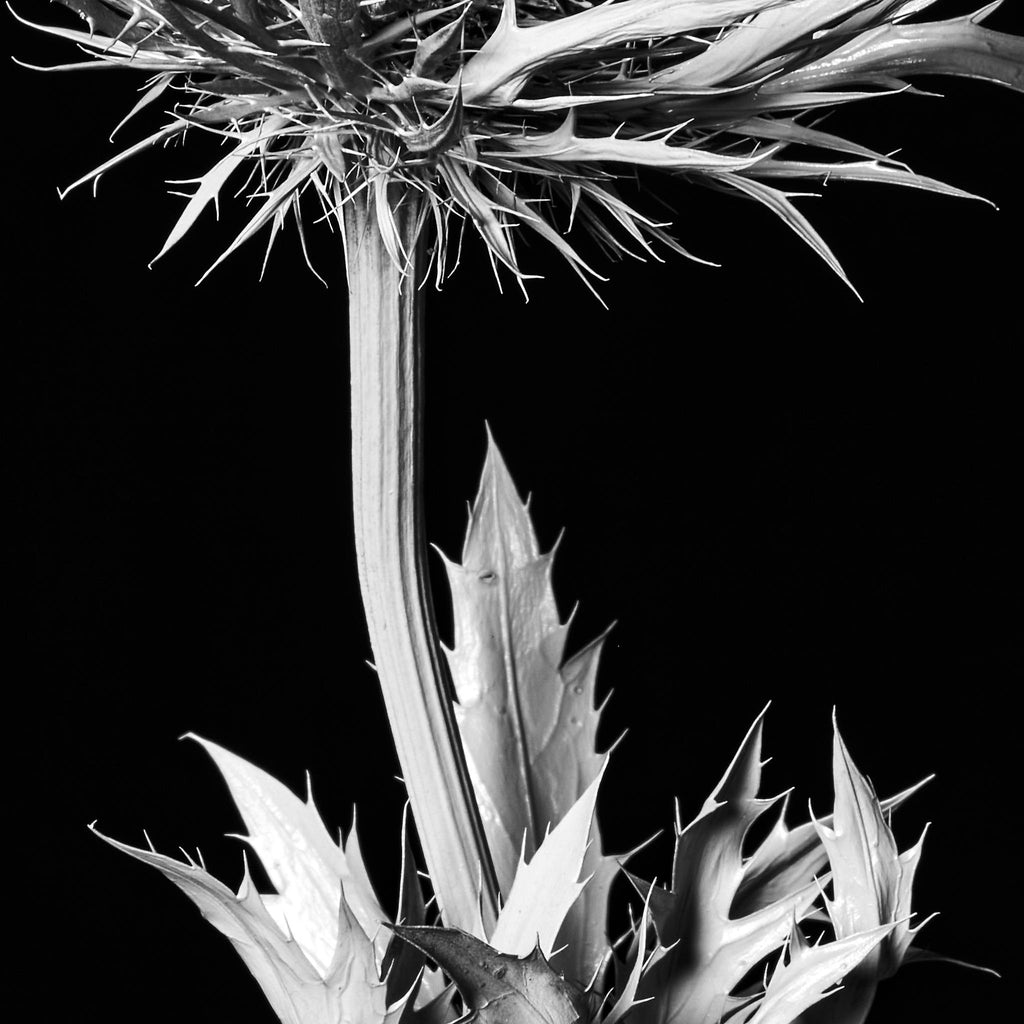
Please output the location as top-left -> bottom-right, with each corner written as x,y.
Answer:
14,3 -> 1021,1022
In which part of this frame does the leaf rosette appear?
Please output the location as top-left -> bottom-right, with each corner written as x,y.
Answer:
88,445 -> 990,1024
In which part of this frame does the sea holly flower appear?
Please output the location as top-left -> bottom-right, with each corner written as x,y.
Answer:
18,1 -> 1023,292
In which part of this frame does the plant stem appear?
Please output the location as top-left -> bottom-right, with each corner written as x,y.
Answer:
343,187 -> 499,933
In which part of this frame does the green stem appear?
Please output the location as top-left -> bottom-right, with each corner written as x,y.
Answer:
343,187 -> 499,933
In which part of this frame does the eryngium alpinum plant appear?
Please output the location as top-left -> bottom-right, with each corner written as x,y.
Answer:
23,2 -> 1016,1024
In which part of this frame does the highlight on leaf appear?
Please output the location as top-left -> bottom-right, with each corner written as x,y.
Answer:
438,433 -> 620,977
620,705 -> 945,1024
18,0 -> 1024,294
90,736 -> 402,1024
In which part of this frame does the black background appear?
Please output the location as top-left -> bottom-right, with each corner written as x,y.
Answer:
13,2 -> 1022,1021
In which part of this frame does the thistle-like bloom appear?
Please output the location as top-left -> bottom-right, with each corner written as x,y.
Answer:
20,0 -> 1024,295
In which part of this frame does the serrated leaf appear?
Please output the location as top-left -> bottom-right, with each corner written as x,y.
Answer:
734,921 -> 896,1024
813,715 -> 929,977
188,734 -> 389,974
491,767 -> 605,958
632,708 -> 824,1024
732,776 -> 930,919
390,927 -> 592,1024
792,717 -> 931,1024
92,827 -> 389,1024
440,433 -> 616,982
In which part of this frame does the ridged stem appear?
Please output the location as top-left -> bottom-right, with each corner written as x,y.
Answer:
343,188 -> 499,933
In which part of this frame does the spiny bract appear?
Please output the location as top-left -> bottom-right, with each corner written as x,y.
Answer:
18,0 -> 1024,295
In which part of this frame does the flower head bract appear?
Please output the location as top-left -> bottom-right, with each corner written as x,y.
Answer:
17,0 -> 1024,297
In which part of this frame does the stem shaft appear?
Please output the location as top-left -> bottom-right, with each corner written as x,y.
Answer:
344,189 -> 498,933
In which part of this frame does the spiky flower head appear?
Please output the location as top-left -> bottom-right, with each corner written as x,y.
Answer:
20,0 -> 1024,295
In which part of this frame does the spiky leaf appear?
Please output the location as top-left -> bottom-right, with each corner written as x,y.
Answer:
817,715 -> 928,970
441,433 -> 617,982
189,734 -> 389,972
632,708 -> 823,1024
797,715 -> 930,1023
733,921 -> 896,1024
92,828 -> 389,1024
491,767 -> 606,958
390,927 -> 592,1024
733,777 -> 931,919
